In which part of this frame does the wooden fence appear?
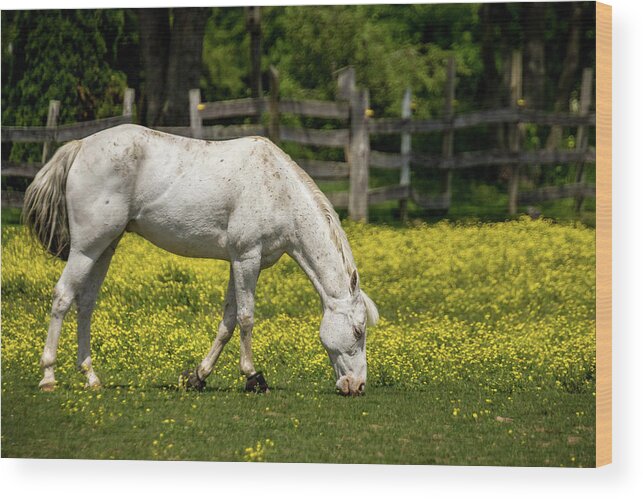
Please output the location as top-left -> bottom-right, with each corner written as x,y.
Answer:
1,89 -> 135,208
155,66 -> 360,212
366,52 -> 595,220
161,53 -> 596,222
2,52 -> 595,221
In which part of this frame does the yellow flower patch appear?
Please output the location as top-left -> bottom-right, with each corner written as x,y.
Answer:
1,218 -> 595,394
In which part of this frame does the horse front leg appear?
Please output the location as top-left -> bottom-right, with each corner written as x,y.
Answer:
232,254 -> 269,393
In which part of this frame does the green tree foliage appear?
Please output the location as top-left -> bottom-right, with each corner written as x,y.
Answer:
2,3 -> 595,197
261,4 -> 481,119
199,5 -> 482,119
2,5 -> 596,128
201,8 -> 249,103
2,10 -> 128,161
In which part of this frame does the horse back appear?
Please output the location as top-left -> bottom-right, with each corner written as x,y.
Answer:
69,125 -> 300,260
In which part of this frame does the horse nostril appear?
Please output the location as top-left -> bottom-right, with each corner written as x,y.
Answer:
358,383 -> 365,393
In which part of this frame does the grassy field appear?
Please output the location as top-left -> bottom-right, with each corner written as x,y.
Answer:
1,219 -> 596,466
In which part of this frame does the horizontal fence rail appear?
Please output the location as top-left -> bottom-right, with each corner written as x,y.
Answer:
518,183 -> 596,204
279,99 -> 349,120
1,115 -> 134,143
278,126 -> 349,148
196,98 -> 348,122
156,124 -> 266,140
1,161 -> 42,178
199,97 -> 267,119
3,58 -> 598,221
2,88 -> 135,209
368,109 -> 596,135
1,190 -> 24,209
371,147 -> 596,171
325,184 -> 433,210
297,159 -> 349,180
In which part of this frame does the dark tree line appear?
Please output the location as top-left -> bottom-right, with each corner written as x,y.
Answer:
138,8 -> 209,127
2,3 -> 596,159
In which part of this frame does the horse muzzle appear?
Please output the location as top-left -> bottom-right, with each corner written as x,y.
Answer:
336,374 -> 366,396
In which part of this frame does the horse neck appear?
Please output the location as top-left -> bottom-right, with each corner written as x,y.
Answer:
290,212 -> 353,307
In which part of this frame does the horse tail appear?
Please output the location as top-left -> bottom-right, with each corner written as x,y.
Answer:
22,140 -> 82,261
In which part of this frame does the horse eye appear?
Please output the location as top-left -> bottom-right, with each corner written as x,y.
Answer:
353,326 -> 364,340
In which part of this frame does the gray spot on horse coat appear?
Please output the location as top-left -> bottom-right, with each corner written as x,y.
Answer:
115,143 -> 144,177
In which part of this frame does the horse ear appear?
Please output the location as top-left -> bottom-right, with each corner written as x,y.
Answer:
350,270 -> 359,295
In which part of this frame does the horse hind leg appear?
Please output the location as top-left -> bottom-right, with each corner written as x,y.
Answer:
38,167 -> 130,390
39,251 -> 99,390
75,239 -> 120,389
39,234 -> 122,391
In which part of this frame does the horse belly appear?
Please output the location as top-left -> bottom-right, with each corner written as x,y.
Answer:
123,130 -> 286,261
128,222 -> 229,260
127,192 -> 232,260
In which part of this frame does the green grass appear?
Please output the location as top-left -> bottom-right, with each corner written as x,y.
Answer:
1,379 -> 594,466
1,220 -> 596,466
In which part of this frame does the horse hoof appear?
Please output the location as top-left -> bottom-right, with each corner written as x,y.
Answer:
39,381 -> 56,392
179,369 -> 206,392
85,373 -> 102,390
245,371 -> 270,393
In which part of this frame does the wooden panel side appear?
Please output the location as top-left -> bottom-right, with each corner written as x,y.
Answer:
279,126 -> 349,148
596,1 -> 612,468
198,98 -> 267,119
296,159 -> 349,180
279,99 -> 349,120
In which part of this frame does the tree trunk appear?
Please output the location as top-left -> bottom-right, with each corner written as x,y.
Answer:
161,8 -> 209,126
479,4 -> 502,110
546,3 -> 583,150
246,7 -> 263,99
138,9 -> 170,127
479,3 -> 511,153
521,3 -> 547,185
522,3 -> 546,110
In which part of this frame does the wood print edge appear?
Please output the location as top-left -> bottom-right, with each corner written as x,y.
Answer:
595,0 -> 612,468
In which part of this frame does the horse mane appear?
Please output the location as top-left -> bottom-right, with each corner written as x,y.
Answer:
271,142 -> 356,279
302,171 -> 357,278
288,157 -> 379,326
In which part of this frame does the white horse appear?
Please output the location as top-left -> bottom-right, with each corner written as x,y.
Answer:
23,124 -> 378,396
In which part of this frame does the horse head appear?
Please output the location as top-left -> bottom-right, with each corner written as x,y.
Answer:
319,270 -> 379,396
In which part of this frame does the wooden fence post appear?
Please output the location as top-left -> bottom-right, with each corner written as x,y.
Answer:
574,67 -> 594,214
337,66 -> 355,198
348,82 -> 370,222
336,66 -> 370,221
189,88 -> 203,139
268,66 -> 280,143
41,100 -> 60,164
441,54 -> 456,212
508,50 -> 523,216
122,88 -> 135,118
399,87 -> 412,222
336,66 -> 355,101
